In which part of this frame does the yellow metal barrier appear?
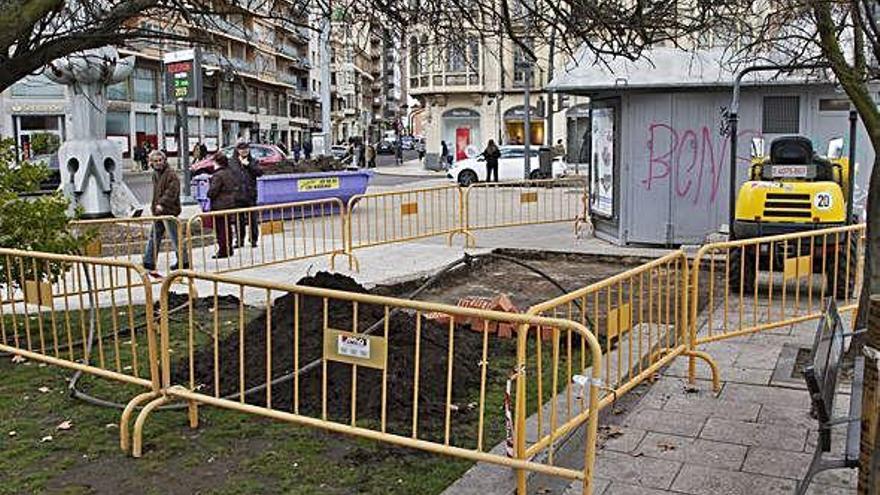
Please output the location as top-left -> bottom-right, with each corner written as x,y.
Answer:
71,216 -> 185,273
0,248 -> 162,448
133,270 -> 603,494
463,177 -> 590,242
527,252 -> 719,458
346,184 -> 473,252
185,198 -> 353,274
687,224 -> 865,382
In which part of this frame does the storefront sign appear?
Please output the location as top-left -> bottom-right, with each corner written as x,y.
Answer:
297,177 -> 340,192
590,107 -> 615,218
503,106 -> 540,120
164,49 -> 202,103
442,108 -> 480,118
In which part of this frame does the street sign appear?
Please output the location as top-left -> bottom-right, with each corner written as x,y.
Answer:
163,49 -> 202,103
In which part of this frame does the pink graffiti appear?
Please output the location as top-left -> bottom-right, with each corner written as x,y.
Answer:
642,124 -> 761,205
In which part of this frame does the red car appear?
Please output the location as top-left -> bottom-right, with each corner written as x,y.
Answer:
190,144 -> 288,174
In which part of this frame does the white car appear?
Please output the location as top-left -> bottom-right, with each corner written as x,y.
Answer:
446,145 -> 567,186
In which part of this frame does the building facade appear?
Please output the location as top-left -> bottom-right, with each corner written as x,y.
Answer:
406,33 -> 586,166
1,5 -> 403,162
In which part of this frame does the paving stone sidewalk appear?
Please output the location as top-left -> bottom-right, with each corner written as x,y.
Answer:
565,300 -> 859,495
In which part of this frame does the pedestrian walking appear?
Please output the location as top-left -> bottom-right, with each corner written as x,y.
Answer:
366,142 -> 376,168
207,154 -> 239,259
482,139 -> 501,183
440,141 -> 450,169
192,141 -> 204,163
552,139 -> 566,159
351,140 -> 367,168
231,142 -> 262,248
303,139 -> 312,160
133,143 -> 147,171
292,140 -> 302,162
417,139 -> 425,162
143,150 -> 188,275
143,141 -> 153,170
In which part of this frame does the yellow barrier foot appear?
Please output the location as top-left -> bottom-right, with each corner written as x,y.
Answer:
132,395 -> 171,458
188,400 -> 199,429
120,391 -> 161,453
448,230 -> 476,248
685,350 -> 721,393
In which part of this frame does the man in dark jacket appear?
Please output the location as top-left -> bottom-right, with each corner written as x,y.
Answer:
231,142 -> 263,247
207,154 -> 239,258
143,150 -> 188,274
481,139 -> 501,182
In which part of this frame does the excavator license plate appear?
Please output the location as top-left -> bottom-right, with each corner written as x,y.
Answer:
771,165 -> 810,178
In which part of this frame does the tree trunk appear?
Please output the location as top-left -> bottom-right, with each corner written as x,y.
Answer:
859,295 -> 880,494
851,150 -> 880,360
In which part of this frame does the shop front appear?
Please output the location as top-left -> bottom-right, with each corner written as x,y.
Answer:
503,105 -> 543,145
441,108 -> 482,161
12,114 -> 65,160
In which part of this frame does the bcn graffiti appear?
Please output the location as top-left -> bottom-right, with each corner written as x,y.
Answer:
641,123 -> 761,205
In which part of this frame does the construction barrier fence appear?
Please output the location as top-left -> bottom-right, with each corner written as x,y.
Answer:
687,223 -> 865,382
0,247 -> 160,396
2,184 -> 870,494
71,216 -> 185,274
525,252 -> 720,459
463,177 -> 589,238
346,184 -> 470,251
185,198 -> 352,274
73,178 -> 590,276
129,270 -> 604,494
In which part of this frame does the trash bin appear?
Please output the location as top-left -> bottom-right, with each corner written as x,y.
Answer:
538,147 -> 553,178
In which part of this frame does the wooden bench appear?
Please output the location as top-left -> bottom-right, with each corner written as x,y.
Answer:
797,299 -> 865,495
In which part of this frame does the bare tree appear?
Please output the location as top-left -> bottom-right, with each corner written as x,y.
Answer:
2,0 -> 739,93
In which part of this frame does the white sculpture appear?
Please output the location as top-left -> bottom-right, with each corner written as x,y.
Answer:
45,47 -> 135,218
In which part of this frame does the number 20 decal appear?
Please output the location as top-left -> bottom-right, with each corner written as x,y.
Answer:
815,192 -> 833,210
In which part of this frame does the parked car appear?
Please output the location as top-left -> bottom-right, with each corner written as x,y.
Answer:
190,144 -> 288,173
400,136 -> 414,150
446,145 -> 567,186
377,140 -> 395,155
330,145 -> 350,162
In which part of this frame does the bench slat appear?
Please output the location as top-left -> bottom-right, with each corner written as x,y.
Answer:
845,355 -> 864,465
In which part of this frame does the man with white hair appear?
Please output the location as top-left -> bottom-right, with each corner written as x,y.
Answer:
143,150 -> 188,276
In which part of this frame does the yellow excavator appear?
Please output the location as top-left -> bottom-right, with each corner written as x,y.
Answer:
730,134 -> 857,298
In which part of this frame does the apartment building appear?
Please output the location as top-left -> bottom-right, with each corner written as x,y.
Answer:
320,18 -> 403,145
0,3 -> 403,161
407,32 -> 588,164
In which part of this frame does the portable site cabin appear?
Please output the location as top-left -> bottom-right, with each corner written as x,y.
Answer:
548,48 -> 874,246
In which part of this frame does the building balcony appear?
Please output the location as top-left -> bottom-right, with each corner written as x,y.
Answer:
230,57 -> 254,73
278,72 -> 299,86
407,73 -> 484,94
278,44 -> 300,60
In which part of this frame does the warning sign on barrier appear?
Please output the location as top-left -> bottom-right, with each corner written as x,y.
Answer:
323,328 -> 387,369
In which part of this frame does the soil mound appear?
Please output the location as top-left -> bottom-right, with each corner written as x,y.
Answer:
264,157 -> 348,175
171,272 -> 486,439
